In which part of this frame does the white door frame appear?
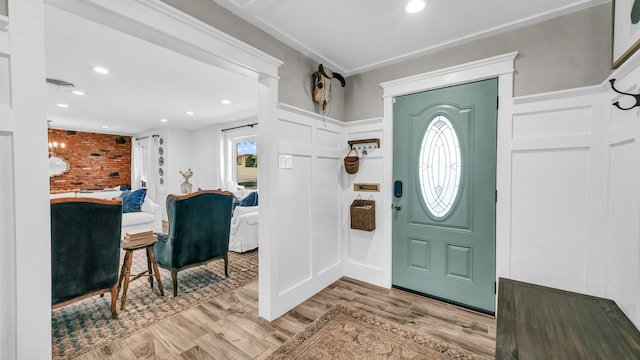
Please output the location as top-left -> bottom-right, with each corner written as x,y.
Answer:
380,52 -> 517,289
10,0 -> 282,357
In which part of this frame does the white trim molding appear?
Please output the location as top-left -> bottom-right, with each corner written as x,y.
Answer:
381,52 -> 518,98
380,52 -> 517,294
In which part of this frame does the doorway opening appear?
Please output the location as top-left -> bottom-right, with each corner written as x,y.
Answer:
43,1 -> 280,357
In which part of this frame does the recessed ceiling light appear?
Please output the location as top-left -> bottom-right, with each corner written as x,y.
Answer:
101,125 -> 109,129
221,99 -> 232,105
160,118 -> 168,122
186,111 -> 194,115
71,90 -> 85,96
56,103 -> 69,108
91,66 -> 110,74
406,0 -> 426,14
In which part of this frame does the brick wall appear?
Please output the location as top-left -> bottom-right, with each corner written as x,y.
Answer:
48,129 -> 132,191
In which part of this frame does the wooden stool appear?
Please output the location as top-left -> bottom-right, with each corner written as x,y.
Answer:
117,239 -> 164,310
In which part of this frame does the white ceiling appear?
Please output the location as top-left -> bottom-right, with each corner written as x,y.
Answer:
44,5 -> 259,136
211,0 -> 609,75
44,0 -> 608,135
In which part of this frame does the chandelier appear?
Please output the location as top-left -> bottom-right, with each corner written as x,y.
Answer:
47,121 -> 66,157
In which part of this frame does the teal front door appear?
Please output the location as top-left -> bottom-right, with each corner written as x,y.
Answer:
392,78 -> 497,313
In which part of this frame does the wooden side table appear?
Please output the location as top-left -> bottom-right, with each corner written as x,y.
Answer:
117,236 -> 164,310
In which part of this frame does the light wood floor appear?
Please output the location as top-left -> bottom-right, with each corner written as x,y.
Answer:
72,277 -> 496,359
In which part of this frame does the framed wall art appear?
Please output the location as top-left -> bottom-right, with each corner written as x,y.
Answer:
612,0 -> 640,68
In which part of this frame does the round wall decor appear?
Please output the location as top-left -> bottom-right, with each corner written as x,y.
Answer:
158,146 -> 164,155
159,168 -> 164,176
159,156 -> 164,166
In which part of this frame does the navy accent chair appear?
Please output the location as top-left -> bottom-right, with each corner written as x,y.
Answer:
154,190 -> 234,296
51,198 -> 122,319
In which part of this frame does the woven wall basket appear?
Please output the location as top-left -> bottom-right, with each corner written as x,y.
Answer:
344,149 -> 359,174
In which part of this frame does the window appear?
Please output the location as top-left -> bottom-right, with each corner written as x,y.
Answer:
418,115 -> 462,218
223,125 -> 258,190
235,140 -> 257,189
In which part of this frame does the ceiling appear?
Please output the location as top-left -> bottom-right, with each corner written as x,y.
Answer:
44,0 -> 608,136
44,4 -> 259,136
211,0 -> 609,75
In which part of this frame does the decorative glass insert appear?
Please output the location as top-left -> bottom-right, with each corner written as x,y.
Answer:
418,115 -> 462,218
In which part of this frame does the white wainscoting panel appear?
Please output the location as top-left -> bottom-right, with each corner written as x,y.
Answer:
266,105 -> 343,318
605,65 -> 640,327
507,88 -> 605,298
342,120 -> 386,286
277,153 -> 313,292
315,156 -> 342,274
512,106 -> 592,140
510,148 -> 589,292
606,139 -> 639,324
0,133 -> 15,360
0,17 -> 9,132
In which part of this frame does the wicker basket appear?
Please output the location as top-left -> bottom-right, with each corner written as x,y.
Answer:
350,199 -> 375,231
344,149 -> 359,174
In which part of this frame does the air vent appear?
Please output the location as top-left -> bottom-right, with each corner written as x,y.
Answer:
46,78 -> 75,87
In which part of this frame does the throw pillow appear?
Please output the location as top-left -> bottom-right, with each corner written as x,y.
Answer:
120,188 -> 147,213
238,191 -> 258,207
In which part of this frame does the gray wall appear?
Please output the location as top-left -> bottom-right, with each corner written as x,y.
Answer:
1,0 -> 6,16
344,3 -> 612,121
160,0 -> 345,120
157,2 -> 610,122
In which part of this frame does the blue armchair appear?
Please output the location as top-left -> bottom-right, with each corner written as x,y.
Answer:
51,198 -> 122,319
154,190 -> 234,296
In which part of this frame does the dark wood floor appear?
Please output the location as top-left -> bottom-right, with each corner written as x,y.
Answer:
72,277 -> 496,359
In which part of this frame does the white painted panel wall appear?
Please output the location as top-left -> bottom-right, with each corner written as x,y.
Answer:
191,124 -> 223,190
607,139 -> 639,323
265,104 -> 343,319
510,148 -> 590,292
315,156 -> 342,273
0,16 -> 8,132
342,120 -> 387,286
507,90 -> 606,297
0,133 -> 15,360
277,153 -> 312,291
605,63 -> 640,326
6,0 -> 51,358
0,16 -> 9,133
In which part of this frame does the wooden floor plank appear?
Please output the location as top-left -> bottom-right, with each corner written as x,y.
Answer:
69,277 -> 496,359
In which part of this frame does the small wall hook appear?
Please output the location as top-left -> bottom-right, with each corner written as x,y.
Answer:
610,78 -> 640,111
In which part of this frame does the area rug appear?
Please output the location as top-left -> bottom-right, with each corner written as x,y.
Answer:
267,304 -> 488,360
51,249 -> 258,359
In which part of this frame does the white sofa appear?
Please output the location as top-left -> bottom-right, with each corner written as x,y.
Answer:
50,190 -> 162,237
229,205 -> 258,253
227,188 -> 258,253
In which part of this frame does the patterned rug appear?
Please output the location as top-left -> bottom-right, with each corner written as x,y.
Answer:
267,304 -> 489,360
51,249 -> 258,359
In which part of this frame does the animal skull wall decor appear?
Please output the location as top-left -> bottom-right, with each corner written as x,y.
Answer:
312,64 -> 346,114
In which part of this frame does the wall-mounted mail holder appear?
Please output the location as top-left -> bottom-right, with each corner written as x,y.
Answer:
354,183 -> 380,192
350,198 -> 375,231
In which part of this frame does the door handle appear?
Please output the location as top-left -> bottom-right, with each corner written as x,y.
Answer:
392,203 -> 401,211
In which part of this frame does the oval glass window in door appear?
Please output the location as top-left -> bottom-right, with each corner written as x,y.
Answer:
418,115 -> 462,219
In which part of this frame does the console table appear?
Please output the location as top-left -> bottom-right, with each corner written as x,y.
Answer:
496,278 -> 640,359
